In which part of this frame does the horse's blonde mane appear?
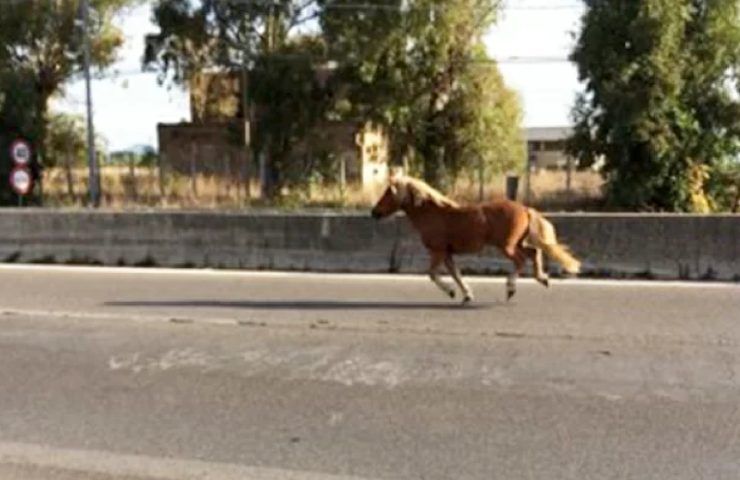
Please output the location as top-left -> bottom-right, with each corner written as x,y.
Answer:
392,175 -> 460,209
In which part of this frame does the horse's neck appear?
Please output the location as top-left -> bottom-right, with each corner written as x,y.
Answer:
404,202 -> 450,227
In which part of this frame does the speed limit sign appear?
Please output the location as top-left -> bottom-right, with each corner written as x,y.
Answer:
10,139 -> 32,166
9,166 -> 33,196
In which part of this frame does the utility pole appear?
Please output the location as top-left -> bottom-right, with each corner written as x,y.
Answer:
81,0 -> 100,207
241,64 -> 251,203
259,1 -> 279,199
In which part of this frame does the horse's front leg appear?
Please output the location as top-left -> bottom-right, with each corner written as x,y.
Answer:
428,251 -> 456,299
444,255 -> 474,305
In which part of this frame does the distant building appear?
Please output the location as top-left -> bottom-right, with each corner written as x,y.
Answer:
525,126 -> 574,170
157,70 -> 390,195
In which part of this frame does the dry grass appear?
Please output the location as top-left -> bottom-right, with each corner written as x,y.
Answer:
41,166 -> 605,211
526,170 -> 605,211
431,170 -> 604,211
43,166 -> 256,209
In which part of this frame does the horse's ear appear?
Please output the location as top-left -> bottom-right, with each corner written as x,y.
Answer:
389,166 -> 404,182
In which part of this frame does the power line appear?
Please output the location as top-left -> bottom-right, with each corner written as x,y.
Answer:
94,55 -> 570,80
504,3 -> 581,10
0,0 -> 582,11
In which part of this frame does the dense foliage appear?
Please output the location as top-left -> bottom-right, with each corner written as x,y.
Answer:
320,0 -> 523,187
569,0 -> 740,211
0,0 -> 134,204
145,0 -> 524,195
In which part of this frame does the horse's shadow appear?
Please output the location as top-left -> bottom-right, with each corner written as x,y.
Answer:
104,299 -> 503,311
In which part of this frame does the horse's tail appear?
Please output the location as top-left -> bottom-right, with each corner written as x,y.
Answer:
527,209 -> 581,275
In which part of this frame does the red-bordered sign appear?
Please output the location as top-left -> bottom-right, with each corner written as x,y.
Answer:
10,139 -> 32,166
9,166 -> 33,196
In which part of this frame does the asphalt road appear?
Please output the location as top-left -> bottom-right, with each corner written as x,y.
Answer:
0,265 -> 738,480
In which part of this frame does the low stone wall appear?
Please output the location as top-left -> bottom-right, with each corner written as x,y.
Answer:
0,210 -> 737,281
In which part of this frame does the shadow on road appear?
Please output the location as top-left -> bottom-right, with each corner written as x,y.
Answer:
104,299 -> 503,311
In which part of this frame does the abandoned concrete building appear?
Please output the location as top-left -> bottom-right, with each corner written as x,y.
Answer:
157,70 -> 389,195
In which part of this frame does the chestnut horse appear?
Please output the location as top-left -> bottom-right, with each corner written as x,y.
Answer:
371,173 -> 581,303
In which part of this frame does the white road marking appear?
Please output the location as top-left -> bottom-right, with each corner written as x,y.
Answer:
0,441 -> 377,480
0,263 -> 736,288
0,308 -> 238,327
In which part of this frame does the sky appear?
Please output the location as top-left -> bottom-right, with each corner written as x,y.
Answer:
54,0 -> 585,152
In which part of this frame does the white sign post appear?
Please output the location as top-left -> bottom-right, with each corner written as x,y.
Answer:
10,139 -> 32,166
8,139 -> 33,206
10,166 -> 32,198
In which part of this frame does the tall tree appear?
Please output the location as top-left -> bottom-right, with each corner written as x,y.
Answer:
320,0 -> 523,187
569,0 -> 739,211
144,0 -> 318,83
0,68 -> 43,205
248,36 -> 330,195
144,0 -> 322,197
45,112 -> 94,202
0,0 -> 132,159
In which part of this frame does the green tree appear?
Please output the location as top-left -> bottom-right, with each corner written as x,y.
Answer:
0,0 -> 133,157
436,54 -> 524,182
46,113 -> 87,168
249,37 -> 330,194
145,0 -> 319,82
0,0 -> 134,205
569,0 -> 739,211
45,112 -> 90,202
144,0 -> 324,198
0,68 -> 43,205
320,0 -> 523,187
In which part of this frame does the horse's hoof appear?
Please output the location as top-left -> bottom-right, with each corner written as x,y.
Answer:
448,290 -> 456,299
507,290 -> 516,301
541,278 -> 550,288
462,295 -> 473,305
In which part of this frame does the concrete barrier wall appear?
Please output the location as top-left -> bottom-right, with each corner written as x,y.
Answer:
0,210 -> 737,281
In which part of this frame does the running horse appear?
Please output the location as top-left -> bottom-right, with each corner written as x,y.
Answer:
370,172 -> 581,303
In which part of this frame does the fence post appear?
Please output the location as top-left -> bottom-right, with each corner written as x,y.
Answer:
566,154 -> 574,200
157,151 -> 166,204
190,143 -> 198,197
525,141 -> 534,204
506,175 -> 519,201
240,150 -> 250,205
64,139 -> 76,203
223,152 -> 231,201
128,152 -> 138,203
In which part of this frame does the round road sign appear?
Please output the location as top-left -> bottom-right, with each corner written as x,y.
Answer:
9,166 -> 33,196
10,139 -> 32,166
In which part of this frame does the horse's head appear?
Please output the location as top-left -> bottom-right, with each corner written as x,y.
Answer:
371,181 -> 404,219
371,172 -> 460,219
371,169 -> 412,219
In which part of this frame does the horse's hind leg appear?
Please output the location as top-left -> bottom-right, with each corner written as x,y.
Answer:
525,247 -> 549,288
428,251 -> 456,299
502,245 -> 526,301
444,255 -> 473,305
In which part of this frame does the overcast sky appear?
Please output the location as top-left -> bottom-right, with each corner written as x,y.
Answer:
54,0 -> 585,151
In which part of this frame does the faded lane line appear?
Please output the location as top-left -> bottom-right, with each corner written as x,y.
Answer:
0,441 -> 377,480
0,264 -> 736,288
0,308 -> 237,327
3,307 -> 740,349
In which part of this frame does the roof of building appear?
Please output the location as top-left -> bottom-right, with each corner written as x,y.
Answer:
525,126 -> 573,142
